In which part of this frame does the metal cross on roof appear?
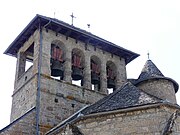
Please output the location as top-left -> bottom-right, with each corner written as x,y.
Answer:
70,13 -> 76,26
147,52 -> 150,60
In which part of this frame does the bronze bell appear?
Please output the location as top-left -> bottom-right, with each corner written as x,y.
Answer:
51,60 -> 64,77
91,72 -> 100,84
72,66 -> 83,80
107,78 -> 115,88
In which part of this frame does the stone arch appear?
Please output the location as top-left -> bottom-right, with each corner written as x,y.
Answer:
50,40 -> 65,79
51,40 -> 66,59
106,61 -> 117,92
71,48 -> 85,84
72,48 -> 85,68
90,55 -> 101,91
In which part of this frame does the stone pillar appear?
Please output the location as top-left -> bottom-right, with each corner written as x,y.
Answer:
32,30 -> 40,75
14,51 -> 26,87
83,54 -> 91,90
63,47 -> 72,83
115,58 -> 127,89
100,60 -> 108,94
40,31 -> 51,76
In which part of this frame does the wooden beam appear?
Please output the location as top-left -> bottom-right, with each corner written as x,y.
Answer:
65,30 -> 71,40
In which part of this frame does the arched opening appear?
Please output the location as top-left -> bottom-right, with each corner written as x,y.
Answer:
106,61 -> 117,94
50,40 -> 65,80
91,56 -> 101,91
71,48 -> 84,86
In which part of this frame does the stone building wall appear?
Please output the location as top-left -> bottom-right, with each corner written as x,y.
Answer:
58,105 -> 180,135
0,108 -> 36,135
8,27 -> 128,134
39,75 -> 106,134
10,76 -> 37,122
171,114 -> 180,134
137,79 -> 177,104
11,30 -> 40,122
36,28 -> 128,134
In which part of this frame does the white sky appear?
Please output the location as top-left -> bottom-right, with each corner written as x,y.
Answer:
0,0 -> 180,129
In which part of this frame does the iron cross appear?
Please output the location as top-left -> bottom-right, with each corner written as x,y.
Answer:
147,52 -> 150,60
70,13 -> 76,26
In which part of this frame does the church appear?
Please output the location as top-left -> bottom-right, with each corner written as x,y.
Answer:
0,14 -> 180,135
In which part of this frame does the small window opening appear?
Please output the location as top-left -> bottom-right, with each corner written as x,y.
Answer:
54,98 -> 58,103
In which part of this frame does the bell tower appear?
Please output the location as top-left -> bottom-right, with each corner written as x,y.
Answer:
3,14 -> 139,134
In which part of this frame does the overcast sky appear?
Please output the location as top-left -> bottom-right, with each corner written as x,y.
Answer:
0,0 -> 180,129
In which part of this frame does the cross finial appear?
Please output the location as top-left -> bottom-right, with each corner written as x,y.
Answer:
87,24 -> 90,31
147,52 -> 150,60
54,12 -> 56,18
70,13 -> 76,26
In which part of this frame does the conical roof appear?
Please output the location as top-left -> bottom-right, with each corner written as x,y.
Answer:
136,60 -> 179,93
138,60 -> 164,81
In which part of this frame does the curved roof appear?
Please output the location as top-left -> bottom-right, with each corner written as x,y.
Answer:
4,14 -> 139,64
135,60 -> 179,93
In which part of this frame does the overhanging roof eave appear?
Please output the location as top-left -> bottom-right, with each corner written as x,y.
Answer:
4,14 -> 139,64
4,14 -> 40,56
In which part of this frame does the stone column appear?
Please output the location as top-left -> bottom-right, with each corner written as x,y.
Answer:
82,53 -> 91,90
100,60 -> 108,94
63,47 -> 72,83
115,58 -> 127,89
32,30 -> 40,75
40,32 -> 51,76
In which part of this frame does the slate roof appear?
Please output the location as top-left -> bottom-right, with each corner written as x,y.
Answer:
46,82 -> 163,134
129,60 -> 179,93
4,14 -> 139,64
138,59 -> 164,80
82,82 -> 162,115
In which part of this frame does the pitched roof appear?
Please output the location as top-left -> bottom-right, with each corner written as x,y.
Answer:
82,82 -> 162,115
135,60 -> 179,93
4,14 -> 139,64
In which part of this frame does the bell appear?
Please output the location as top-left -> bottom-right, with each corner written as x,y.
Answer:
72,66 -> 83,80
51,60 -> 64,77
91,72 -> 100,84
107,79 -> 115,88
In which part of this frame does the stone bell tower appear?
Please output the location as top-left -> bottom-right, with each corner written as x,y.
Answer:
3,14 -> 139,134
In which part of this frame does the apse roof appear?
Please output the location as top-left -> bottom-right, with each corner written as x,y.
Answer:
82,82 -> 162,114
4,14 -> 139,64
135,60 -> 179,93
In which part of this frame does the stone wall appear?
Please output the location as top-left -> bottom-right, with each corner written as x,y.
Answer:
57,105 -> 180,135
137,79 -> 177,104
10,76 -> 37,122
39,75 -> 106,134
0,108 -> 36,135
11,29 -> 40,122
8,27 -> 128,134
172,114 -> 180,134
